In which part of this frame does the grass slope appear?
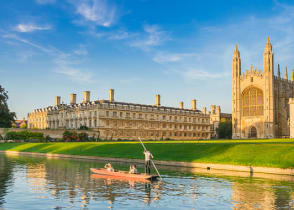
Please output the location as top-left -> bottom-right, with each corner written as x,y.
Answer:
1,140 -> 294,168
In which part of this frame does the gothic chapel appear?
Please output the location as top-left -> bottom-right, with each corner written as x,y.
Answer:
232,37 -> 294,138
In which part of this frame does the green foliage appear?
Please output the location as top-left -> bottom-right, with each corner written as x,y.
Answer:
79,125 -> 89,130
217,121 -> 232,139
0,85 -> 16,128
63,130 -> 89,142
45,135 -> 52,142
20,124 -> 27,129
78,132 -> 88,142
5,131 -> 44,141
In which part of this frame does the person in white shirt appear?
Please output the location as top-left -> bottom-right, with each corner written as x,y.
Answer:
144,150 -> 153,174
104,163 -> 114,172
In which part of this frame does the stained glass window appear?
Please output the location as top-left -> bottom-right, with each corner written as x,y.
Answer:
242,87 -> 263,116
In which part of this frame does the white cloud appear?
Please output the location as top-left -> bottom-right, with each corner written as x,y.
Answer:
15,24 -> 51,33
89,29 -> 136,40
153,52 -> 197,63
183,69 -> 229,80
55,67 -> 93,83
54,50 -> 93,83
36,0 -> 55,4
108,30 -> 133,40
130,24 -> 170,51
74,45 -> 88,55
2,34 -> 54,53
72,0 -> 117,27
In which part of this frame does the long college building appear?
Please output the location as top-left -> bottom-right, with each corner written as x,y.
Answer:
28,89 -> 231,140
232,37 -> 294,138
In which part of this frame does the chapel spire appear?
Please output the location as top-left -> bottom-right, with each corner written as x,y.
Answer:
265,36 -> 272,53
277,64 -> 280,77
233,44 -> 240,58
285,66 -> 288,80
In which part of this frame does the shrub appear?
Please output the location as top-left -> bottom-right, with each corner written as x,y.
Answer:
20,124 -> 27,129
63,130 -> 72,142
5,131 -> 44,141
45,135 -> 52,142
79,125 -> 89,130
78,132 -> 89,142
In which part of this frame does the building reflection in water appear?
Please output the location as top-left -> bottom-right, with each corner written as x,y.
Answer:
22,158 -> 164,208
0,156 -> 14,208
232,180 -> 294,209
2,155 -> 294,209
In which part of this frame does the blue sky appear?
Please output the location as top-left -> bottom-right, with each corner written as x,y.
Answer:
1,0 -> 294,119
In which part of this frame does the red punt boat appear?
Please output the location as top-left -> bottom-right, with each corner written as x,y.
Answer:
90,168 -> 159,181
91,174 -> 151,183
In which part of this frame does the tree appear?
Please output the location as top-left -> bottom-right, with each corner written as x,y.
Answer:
0,85 -> 16,128
216,121 -> 232,139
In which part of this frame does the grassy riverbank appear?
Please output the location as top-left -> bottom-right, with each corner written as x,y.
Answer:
1,140 -> 294,168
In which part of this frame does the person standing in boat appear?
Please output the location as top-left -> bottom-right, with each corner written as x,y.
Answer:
144,150 -> 153,174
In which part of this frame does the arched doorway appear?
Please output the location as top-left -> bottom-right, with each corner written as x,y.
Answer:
249,126 -> 257,138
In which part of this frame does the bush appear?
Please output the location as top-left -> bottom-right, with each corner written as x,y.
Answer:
79,125 -> 89,130
78,132 -> 88,142
63,130 -> 89,142
5,131 -> 44,141
216,121 -> 232,139
20,124 -> 27,129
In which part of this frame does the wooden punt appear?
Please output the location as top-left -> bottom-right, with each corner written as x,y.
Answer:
90,168 -> 159,181
90,174 -> 151,183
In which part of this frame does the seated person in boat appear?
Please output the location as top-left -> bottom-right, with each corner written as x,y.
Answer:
129,165 -> 138,174
104,163 -> 114,172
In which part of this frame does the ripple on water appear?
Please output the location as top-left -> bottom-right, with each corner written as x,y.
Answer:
1,154 -> 294,209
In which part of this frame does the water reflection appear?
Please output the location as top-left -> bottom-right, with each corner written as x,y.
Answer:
0,156 -> 14,208
1,154 -> 294,209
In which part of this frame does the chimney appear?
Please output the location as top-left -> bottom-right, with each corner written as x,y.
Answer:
192,99 -> 197,111
109,89 -> 114,102
54,96 -> 61,106
70,93 -> 77,104
155,94 -> 161,107
83,91 -> 90,103
202,107 -> 207,115
179,101 -> 184,109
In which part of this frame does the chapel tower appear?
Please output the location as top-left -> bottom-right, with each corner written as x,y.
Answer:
232,45 -> 241,138
263,37 -> 275,138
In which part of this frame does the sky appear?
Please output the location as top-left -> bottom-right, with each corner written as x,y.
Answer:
1,0 -> 294,119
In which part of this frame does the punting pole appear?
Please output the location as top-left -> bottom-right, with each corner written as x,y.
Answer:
138,137 -> 162,180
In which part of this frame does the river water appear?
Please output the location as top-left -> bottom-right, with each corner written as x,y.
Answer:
0,154 -> 294,209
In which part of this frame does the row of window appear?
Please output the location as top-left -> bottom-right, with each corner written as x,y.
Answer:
103,130 -> 209,138
105,120 -> 209,131
105,111 -> 209,123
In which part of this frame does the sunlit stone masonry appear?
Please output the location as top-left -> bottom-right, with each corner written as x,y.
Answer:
232,37 -> 294,139
28,89 -> 231,140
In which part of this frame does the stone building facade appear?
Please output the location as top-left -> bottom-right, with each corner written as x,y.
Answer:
232,37 -> 294,139
28,89 -> 230,140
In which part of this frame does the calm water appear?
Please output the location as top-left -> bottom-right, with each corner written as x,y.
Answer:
0,154 -> 294,209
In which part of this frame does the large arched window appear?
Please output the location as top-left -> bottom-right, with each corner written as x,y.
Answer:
242,87 -> 263,116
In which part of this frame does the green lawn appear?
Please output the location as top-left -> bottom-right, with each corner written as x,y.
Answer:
1,139 -> 294,168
